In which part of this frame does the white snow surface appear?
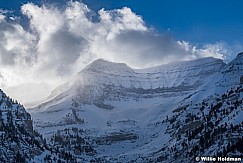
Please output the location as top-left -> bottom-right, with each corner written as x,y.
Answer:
27,56 -> 243,161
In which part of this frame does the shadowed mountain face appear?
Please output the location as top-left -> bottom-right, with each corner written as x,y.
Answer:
0,89 -> 83,162
27,55 -> 243,162
0,89 -> 43,162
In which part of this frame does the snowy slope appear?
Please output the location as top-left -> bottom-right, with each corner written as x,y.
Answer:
29,57 -> 224,127
181,52 -> 243,106
28,56 -> 239,162
0,89 -> 86,162
0,89 -> 46,162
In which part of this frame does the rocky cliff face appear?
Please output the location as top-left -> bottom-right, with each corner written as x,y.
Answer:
0,89 -> 44,162
0,89 -> 82,162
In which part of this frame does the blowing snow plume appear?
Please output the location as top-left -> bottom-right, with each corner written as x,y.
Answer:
0,1 -> 239,106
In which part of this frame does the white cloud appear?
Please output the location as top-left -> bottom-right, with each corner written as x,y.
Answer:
0,1 -> 239,106
178,41 -> 226,60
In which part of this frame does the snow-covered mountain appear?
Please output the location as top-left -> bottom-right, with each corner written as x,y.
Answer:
0,89 -> 82,162
30,57 -> 224,130
0,89 -> 45,162
28,55 -> 243,162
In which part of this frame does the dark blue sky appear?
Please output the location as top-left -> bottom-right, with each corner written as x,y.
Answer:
0,0 -> 243,45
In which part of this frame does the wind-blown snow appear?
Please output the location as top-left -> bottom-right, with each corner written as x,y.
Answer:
28,56 -> 243,161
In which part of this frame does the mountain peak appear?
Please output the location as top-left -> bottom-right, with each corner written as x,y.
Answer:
223,51 -> 243,71
237,51 -> 243,56
91,58 -> 111,64
82,58 -> 134,74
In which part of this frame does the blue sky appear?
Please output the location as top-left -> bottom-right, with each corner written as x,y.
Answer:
85,0 -> 243,45
0,0 -> 243,44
